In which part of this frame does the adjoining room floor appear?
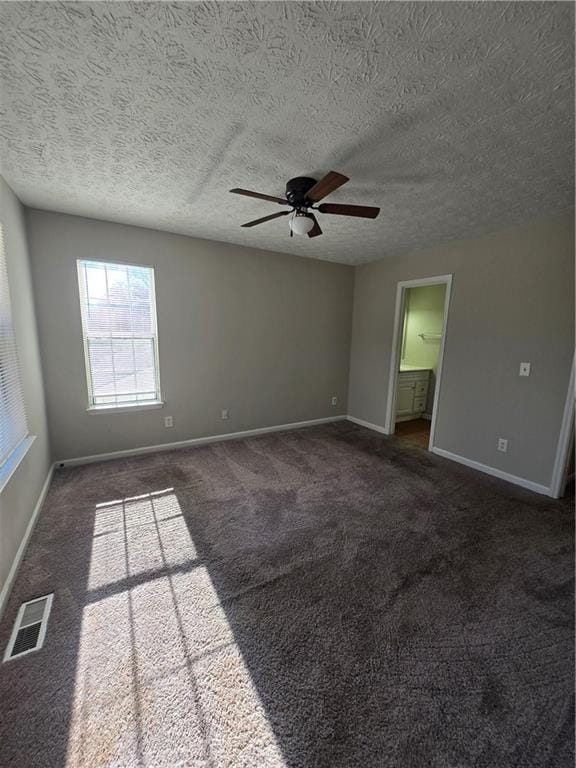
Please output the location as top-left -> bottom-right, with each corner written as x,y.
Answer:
394,418 -> 431,448
0,423 -> 573,768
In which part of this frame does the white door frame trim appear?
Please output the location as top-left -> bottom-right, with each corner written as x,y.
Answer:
549,352 -> 575,498
384,274 -> 453,452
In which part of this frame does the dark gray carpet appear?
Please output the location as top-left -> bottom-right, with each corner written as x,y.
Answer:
0,422 -> 573,767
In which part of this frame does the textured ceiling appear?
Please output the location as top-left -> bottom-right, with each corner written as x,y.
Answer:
0,2 -> 573,265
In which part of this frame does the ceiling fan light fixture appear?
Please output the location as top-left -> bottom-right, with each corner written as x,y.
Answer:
290,212 -> 314,236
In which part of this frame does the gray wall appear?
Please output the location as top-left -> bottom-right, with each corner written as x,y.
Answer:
27,209 -> 354,461
349,210 -> 574,489
0,178 -> 50,602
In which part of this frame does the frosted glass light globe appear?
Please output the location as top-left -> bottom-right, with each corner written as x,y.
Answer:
290,213 -> 314,235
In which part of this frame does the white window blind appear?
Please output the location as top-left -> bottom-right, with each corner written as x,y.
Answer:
0,224 -> 29,467
77,260 -> 161,408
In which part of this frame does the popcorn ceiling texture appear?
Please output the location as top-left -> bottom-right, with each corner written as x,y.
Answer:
0,1 -> 573,264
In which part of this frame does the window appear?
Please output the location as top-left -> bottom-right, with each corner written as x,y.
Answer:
77,260 -> 162,409
0,224 -> 29,470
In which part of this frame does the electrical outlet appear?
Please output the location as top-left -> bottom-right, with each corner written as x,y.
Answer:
497,438 -> 508,453
519,362 -> 531,377
221,409 -> 230,420
164,416 -> 173,428
330,396 -> 338,407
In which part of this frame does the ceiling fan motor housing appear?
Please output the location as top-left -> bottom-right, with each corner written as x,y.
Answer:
285,177 -> 317,208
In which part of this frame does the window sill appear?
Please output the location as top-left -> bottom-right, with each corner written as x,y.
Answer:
0,435 -> 37,494
87,401 -> 164,415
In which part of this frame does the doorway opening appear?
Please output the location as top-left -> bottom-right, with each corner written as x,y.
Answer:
550,353 -> 575,498
384,275 -> 452,451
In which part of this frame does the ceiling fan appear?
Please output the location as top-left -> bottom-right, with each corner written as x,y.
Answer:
230,171 -> 380,238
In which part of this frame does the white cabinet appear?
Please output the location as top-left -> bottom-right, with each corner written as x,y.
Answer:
396,381 -> 418,416
396,370 -> 430,420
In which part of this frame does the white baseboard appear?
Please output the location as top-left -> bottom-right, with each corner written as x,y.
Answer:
56,415 -> 348,468
347,415 -> 554,497
0,465 -> 54,621
346,415 -> 390,435
431,447 -> 552,497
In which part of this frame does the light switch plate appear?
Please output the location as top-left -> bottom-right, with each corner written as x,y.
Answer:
519,362 -> 531,377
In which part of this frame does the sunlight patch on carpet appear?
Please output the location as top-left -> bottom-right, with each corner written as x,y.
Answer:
67,489 -> 286,767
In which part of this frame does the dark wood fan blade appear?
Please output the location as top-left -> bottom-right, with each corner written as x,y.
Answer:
307,214 -> 323,238
306,171 -> 349,202
241,211 -> 290,228
317,203 -> 380,219
230,188 -> 288,205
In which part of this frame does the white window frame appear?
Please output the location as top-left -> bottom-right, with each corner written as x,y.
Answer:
76,259 -> 163,414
